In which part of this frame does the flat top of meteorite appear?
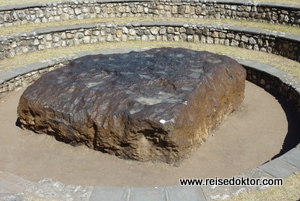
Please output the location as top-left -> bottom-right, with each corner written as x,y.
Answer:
21,48 -> 234,125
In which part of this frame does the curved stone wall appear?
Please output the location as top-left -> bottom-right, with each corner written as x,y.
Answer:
0,0 -> 299,27
0,21 -> 300,62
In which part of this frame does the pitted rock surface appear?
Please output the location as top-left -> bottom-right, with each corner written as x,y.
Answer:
18,48 -> 246,165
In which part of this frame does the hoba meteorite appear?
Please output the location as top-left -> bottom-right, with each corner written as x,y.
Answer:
18,48 -> 246,165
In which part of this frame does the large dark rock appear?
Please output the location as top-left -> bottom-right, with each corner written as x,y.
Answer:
18,48 -> 246,165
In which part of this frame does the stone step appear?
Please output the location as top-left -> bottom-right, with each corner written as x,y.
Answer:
0,171 -> 33,194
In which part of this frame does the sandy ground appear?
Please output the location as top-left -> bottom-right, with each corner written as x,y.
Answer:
0,81 -> 289,187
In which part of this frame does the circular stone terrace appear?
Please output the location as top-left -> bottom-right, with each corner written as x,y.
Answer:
0,0 -> 300,200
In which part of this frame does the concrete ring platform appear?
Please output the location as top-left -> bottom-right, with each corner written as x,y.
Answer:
0,48 -> 299,201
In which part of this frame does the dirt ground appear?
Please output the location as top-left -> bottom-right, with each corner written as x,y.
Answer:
0,81 -> 288,187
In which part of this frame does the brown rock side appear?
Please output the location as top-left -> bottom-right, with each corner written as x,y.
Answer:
17,48 -> 246,165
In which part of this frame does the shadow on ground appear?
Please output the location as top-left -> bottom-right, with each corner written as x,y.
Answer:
268,89 -> 300,160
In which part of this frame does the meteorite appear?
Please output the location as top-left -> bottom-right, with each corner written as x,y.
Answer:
18,48 -> 246,165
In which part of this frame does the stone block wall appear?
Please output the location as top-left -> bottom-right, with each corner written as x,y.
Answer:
0,56 -> 73,95
248,69 -> 300,111
0,0 -> 153,27
241,60 -> 300,112
0,0 -> 299,28
0,22 -> 299,62
0,65 -> 56,93
154,0 -> 300,26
